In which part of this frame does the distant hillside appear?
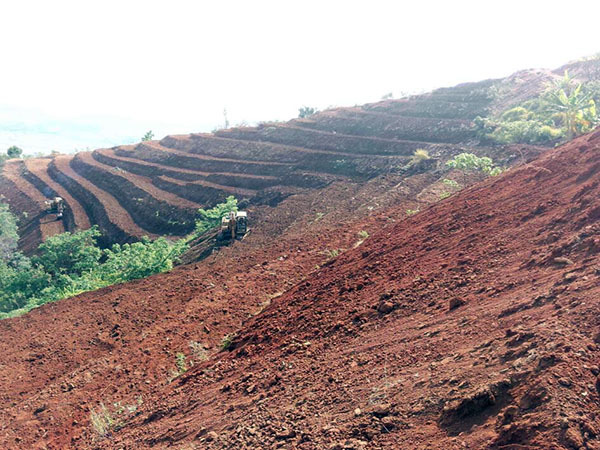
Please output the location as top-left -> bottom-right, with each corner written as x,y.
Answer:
5,58 -> 599,254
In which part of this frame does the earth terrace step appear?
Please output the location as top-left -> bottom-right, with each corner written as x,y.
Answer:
94,149 -> 301,190
186,134 -> 399,159
2,161 -> 65,240
292,110 -> 476,143
24,158 -> 92,232
126,142 -> 293,177
361,97 -> 491,119
80,151 -> 200,210
175,134 -> 403,178
153,176 -> 254,206
216,124 -> 455,157
159,135 -> 405,178
71,153 -> 195,236
2,161 -> 47,209
21,159 -> 78,233
48,155 -> 153,247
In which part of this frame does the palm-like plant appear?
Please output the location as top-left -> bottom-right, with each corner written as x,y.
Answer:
545,71 -> 598,140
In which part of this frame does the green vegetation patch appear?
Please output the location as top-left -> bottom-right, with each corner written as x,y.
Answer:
476,71 -> 600,145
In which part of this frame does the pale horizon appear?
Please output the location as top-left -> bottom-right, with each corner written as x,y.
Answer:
1,0 -> 599,154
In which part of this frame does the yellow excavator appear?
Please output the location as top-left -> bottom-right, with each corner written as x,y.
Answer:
219,211 -> 248,241
45,197 -> 65,221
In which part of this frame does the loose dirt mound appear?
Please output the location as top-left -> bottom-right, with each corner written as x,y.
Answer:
102,130 -> 599,449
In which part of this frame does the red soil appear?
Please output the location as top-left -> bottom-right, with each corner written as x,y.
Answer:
78,151 -> 201,210
2,160 -> 65,239
158,175 -> 257,197
105,130 -> 599,450
0,129 -> 598,449
52,155 -> 157,239
24,158 -> 92,230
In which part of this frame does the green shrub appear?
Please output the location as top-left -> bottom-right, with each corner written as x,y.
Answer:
141,131 -> 154,141
358,230 -> 369,239
298,106 -> 318,118
446,153 -> 501,176
6,146 -> 23,159
90,403 -> 114,437
324,249 -> 340,259
0,203 -> 19,261
221,333 -> 237,351
0,226 -> 188,318
442,179 -> 460,189
501,106 -> 531,122
410,149 -> 430,164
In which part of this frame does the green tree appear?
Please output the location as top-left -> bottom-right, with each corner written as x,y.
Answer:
6,146 -> 23,159
0,203 -> 19,261
298,106 -> 318,118
544,71 -> 598,140
141,131 -> 154,141
98,237 -> 187,285
33,227 -> 102,277
195,196 -> 238,235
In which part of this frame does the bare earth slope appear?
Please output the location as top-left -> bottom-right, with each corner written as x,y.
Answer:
107,130 -> 600,449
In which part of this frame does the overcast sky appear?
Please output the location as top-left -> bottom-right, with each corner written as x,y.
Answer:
1,0 -> 599,154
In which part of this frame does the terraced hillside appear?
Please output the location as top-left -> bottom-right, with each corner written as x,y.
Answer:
3,62 -> 584,252
0,59 -> 599,450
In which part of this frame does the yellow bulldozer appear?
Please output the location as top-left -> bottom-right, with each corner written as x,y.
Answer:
45,197 -> 65,220
219,211 -> 248,241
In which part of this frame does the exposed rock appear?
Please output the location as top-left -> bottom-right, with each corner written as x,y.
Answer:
377,301 -> 394,314
439,379 -> 512,427
205,431 -> 218,442
564,426 -> 584,449
366,403 -> 392,417
275,428 -> 296,440
553,257 -> 574,266
448,297 -> 465,311
558,378 -> 572,388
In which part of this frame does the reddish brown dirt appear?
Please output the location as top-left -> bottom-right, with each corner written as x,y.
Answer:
0,130 -> 598,449
2,160 -> 65,239
24,158 -> 92,231
115,131 -> 598,449
52,155 -> 157,239
105,131 -> 599,450
0,160 -> 461,449
78,151 -> 201,210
